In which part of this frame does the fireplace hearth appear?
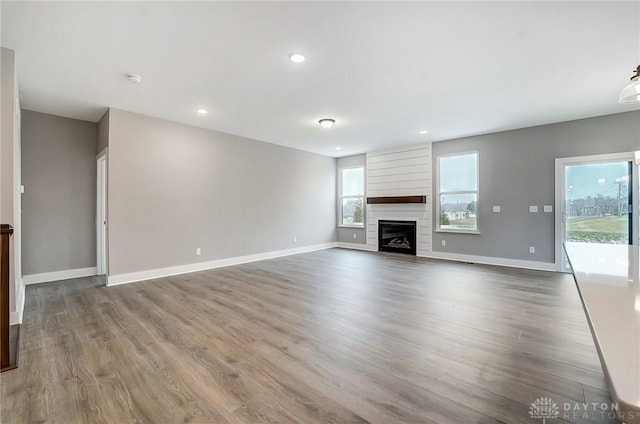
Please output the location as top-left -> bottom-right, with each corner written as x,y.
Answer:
378,220 -> 416,255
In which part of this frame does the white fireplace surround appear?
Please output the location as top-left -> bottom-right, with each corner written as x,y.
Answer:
365,144 -> 432,256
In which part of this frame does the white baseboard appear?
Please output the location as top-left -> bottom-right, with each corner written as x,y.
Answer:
10,279 -> 25,325
336,242 -> 376,251
107,242 -> 337,287
337,243 -> 558,272
24,267 -> 97,285
421,251 -> 559,272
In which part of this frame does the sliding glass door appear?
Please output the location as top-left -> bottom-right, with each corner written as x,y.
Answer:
565,160 -> 632,245
556,152 -> 637,270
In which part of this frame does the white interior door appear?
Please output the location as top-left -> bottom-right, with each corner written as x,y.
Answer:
555,152 -> 637,271
97,150 -> 107,276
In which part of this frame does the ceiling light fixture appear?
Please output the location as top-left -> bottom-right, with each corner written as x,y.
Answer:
419,130 -> 428,135
195,107 -> 208,115
319,118 -> 335,129
289,53 -> 305,63
335,147 -> 342,151
127,74 -> 142,84
618,65 -> 640,104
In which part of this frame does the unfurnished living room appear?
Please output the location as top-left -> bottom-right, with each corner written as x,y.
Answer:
1,1 -> 639,423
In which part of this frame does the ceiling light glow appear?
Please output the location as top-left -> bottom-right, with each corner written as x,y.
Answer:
319,118 -> 335,129
195,107 -> 208,115
289,53 -> 305,63
419,130 -> 428,135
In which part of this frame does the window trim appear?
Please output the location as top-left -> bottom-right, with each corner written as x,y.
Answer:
338,166 -> 365,228
436,151 -> 480,234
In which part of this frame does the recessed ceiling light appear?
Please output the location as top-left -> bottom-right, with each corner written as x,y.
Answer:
127,74 -> 142,84
195,107 -> 208,115
419,130 -> 428,135
335,147 -> 342,151
289,53 -> 305,63
319,118 -> 335,129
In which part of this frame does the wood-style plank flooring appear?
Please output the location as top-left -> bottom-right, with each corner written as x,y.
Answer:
0,249 -> 618,423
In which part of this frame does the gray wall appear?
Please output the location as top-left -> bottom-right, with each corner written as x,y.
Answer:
97,109 -> 109,153
107,108 -> 336,276
21,110 -> 98,275
1,47 -> 21,316
432,111 -> 640,263
1,48 -> 15,225
336,154 -> 366,244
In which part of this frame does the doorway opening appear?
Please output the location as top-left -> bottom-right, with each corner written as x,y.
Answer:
96,149 -> 107,276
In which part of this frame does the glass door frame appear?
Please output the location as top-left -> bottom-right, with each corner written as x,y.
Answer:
554,152 -> 638,271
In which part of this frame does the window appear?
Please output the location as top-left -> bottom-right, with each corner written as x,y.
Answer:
437,152 -> 478,232
340,167 -> 364,226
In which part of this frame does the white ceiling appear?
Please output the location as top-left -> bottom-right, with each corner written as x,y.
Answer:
2,1 -> 639,157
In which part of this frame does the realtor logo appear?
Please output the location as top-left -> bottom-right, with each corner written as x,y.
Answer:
529,397 -> 560,423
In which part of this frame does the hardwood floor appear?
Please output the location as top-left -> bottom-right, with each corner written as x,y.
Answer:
0,248 -> 618,423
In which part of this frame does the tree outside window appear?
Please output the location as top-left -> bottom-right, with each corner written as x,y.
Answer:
340,167 -> 364,226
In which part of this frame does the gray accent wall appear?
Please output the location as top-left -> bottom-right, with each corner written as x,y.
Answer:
107,109 -> 336,276
1,47 -> 21,318
432,111 -> 640,263
97,109 -> 109,153
21,110 -> 98,275
1,48 -> 16,225
336,154 -> 366,244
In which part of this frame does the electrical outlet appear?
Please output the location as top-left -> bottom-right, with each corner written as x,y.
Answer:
195,247 -> 201,256
544,205 -> 553,213
353,233 -> 357,239
529,205 -> 538,213
529,246 -> 535,254
293,236 -> 297,243
492,206 -> 501,213
441,240 -> 446,247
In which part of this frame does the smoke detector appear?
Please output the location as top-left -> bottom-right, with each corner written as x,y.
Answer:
127,74 -> 142,84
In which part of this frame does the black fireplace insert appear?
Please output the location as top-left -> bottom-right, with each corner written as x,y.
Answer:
378,220 -> 416,255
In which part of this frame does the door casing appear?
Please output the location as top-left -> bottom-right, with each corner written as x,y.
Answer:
97,148 -> 108,276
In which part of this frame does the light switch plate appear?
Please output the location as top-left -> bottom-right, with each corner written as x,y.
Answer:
529,205 -> 538,213
492,206 -> 501,213
544,205 -> 553,213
